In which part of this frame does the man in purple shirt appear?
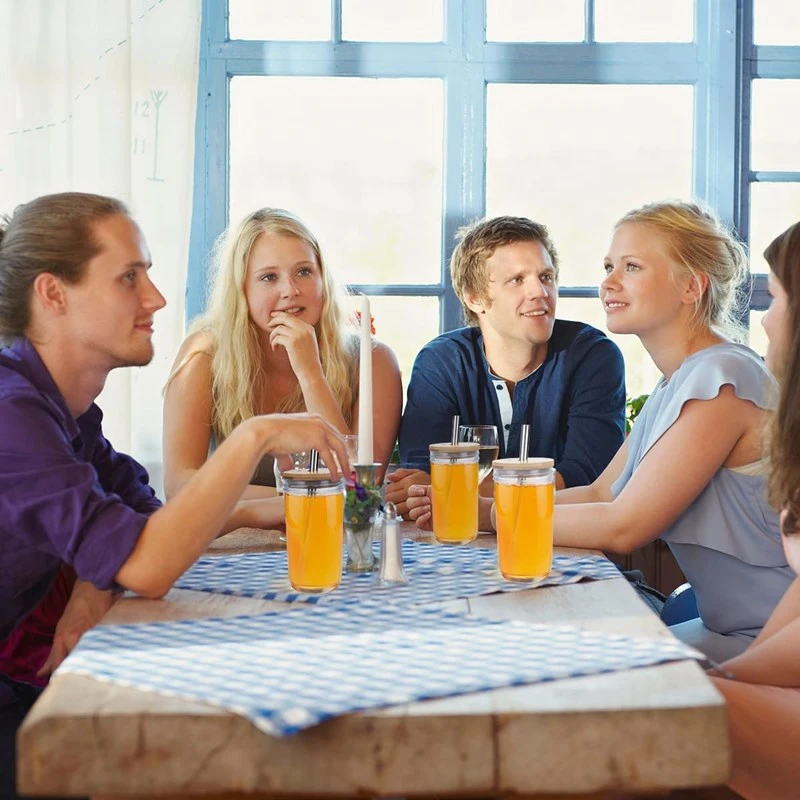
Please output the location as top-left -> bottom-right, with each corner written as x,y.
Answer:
0,192 -> 349,799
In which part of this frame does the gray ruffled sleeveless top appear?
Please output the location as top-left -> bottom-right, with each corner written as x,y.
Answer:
611,343 -> 793,639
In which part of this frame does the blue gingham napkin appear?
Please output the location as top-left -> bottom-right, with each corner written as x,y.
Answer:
58,602 -> 702,736
174,540 -> 622,605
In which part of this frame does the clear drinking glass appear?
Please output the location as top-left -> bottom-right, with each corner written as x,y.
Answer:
343,434 -> 359,470
458,425 -> 500,485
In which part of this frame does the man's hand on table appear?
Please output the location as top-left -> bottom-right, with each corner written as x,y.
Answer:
384,468 -> 431,517
38,579 -> 117,677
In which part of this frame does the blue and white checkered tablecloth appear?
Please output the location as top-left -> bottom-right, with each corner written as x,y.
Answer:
174,540 -> 622,605
58,602 -> 702,737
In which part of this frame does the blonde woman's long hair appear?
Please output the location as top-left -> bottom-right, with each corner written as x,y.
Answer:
190,208 -> 358,441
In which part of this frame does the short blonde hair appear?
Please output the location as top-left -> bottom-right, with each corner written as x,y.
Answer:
450,216 -> 559,326
616,200 -> 748,341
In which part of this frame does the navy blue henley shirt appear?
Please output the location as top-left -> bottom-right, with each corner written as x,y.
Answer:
398,320 -> 626,487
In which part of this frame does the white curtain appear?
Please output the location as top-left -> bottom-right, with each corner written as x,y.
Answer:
0,0 -> 201,497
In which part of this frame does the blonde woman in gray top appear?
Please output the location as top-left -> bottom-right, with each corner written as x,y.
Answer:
406,200 -> 790,661
552,201 -> 791,662
163,208 -> 402,527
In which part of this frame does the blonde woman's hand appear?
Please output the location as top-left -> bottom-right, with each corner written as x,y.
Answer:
267,311 -> 323,383
406,484 -> 433,531
254,413 -> 350,479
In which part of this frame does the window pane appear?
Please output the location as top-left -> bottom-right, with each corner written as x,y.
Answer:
749,183 -> 800,274
751,80 -> 800,172
486,84 -> 694,289
342,0 -> 443,42
230,77 -> 444,286
229,0 -> 331,40
557,298 -> 659,400
754,0 -> 800,45
342,295 -> 439,397
748,310 -> 768,360
595,0 -> 694,42
486,0 -> 584,42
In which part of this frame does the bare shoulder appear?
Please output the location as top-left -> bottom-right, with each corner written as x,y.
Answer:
681,383 -> 765,466
167,331 -> 217,390
373,339 -> 400,370
177,330 -> 216,361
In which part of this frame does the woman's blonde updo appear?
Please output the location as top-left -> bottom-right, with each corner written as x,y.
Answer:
616,200 -> 749,342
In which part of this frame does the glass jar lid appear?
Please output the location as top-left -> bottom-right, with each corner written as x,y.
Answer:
281,469 -> 342,489
429,442 -> 480,454
492,457 -> 554,471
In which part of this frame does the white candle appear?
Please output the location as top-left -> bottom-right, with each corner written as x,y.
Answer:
357,295 -> 374,464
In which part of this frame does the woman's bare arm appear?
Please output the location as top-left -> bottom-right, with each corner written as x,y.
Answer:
163,335 -> 278,501
556,438 -> 630,506
553,387 -> 752,553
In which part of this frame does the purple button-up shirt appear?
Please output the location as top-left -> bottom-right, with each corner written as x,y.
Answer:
0,339 -> 161,648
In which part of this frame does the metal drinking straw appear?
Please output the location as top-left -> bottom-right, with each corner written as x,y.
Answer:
519,424 -> 530,462
450,415 -> 460,446
308,449 -> 319,495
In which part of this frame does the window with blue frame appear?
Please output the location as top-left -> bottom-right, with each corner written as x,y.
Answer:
190,0 -> 800,396
747,0 -> 800,355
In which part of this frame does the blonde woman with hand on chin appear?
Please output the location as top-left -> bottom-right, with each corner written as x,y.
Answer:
163,208 -> 402,527
408,201 -> 791,665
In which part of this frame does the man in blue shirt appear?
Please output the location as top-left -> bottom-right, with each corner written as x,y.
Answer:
386,215 -> 625,518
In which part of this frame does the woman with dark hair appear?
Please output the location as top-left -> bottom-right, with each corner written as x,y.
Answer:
709,221 -> 800,800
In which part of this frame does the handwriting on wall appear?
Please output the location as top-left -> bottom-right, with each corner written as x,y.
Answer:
133,89 -> 169,182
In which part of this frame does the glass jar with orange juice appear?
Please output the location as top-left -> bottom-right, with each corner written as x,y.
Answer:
283,469 -> 344,593
493,457 -> 554,581
429,442 -> 480,545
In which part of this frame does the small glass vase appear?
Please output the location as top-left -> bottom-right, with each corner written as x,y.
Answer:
345,516 -> 377,573
344,463 -> 383,574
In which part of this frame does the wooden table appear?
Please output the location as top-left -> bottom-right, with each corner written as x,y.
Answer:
17,527 -> 730,799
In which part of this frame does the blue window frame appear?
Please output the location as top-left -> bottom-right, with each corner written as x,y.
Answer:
189,0 -> 800,338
